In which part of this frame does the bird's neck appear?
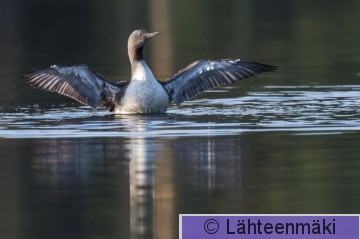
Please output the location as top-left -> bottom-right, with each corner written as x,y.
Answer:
128,46 -> 144,73
130,60 -> 156,82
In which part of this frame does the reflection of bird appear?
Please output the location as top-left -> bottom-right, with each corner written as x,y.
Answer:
21,29 -> 278,114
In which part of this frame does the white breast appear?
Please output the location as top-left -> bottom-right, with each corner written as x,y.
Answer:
117,61 -> 169,114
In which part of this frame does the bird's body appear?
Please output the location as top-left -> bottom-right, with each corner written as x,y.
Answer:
20,29 -> 278,114
119,60 -> 168,114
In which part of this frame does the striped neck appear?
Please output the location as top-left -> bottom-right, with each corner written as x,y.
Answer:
128,46 -> 144,73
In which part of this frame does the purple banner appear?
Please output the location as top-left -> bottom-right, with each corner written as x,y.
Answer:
181,215 -> 359,239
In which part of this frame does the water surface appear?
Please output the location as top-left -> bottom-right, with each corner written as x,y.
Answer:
1,85 -> 360,138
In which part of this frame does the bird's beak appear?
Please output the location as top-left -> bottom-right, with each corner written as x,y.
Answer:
145,32 -> 159,39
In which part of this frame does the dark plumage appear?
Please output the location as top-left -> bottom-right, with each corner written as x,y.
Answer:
21,64 -> 129,111
163,59 -> 277,105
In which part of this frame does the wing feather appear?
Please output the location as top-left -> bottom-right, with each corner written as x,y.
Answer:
20,64 -> 129,111
163,59 -> 278,105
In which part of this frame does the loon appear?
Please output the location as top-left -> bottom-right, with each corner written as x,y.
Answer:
20,29 -> 278,114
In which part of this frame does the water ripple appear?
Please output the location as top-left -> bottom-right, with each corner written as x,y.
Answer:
0,85 -> 359,138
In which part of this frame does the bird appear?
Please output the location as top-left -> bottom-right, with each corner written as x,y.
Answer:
20,29 -> 278,114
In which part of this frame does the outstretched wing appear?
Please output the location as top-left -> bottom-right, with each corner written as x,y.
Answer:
163,59 -> 278,105
20,64 -> 129,110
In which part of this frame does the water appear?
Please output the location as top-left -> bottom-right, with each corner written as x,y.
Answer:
1,0 -> 360,239
1,85 -> 360,138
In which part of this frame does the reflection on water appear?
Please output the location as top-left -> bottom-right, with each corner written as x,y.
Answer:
24,139 -> 130,239
1,84 -> 360,239
128,119 -> 175,239
0,117 -> 244,239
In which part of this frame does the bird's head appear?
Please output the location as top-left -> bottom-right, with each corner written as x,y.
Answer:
128,29 -> 158,50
